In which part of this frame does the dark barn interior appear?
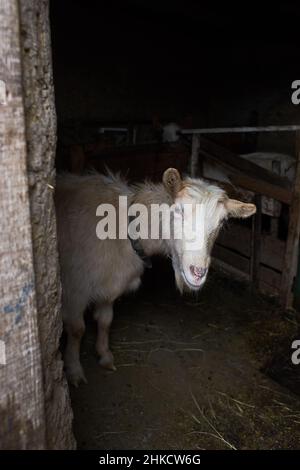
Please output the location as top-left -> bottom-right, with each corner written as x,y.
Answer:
49,1 -> 300,449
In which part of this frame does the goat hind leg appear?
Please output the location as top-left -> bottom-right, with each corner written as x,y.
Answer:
94,301 -> 115,371
64,314 -> 87,387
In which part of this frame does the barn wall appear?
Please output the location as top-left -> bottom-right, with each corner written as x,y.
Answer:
49,1 -> 210,125
19,0 -> 75,449
50,1 -> 300,158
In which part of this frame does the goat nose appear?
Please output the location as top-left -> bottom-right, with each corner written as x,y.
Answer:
190,265 -> 207,279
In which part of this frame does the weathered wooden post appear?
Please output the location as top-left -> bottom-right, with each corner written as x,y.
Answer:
280,131 -> 300,309
0,0 -> 46,449
0,0 -> 75,449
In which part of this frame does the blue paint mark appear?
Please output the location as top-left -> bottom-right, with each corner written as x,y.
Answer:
3,305 -> 14,314
3,282 -> 34,324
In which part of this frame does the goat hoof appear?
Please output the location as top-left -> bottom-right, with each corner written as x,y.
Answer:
65,365 -> 87,387
98,351 -> 116,371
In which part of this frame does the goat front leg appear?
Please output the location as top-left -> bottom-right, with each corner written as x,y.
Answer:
94,301 -> 116,371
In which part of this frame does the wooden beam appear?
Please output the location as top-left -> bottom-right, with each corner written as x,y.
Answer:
230,173 -> 292,205
181,125 -> 300,134
280,131 -> 300,308
200,137 -> 290,189
198,137 -> 292,204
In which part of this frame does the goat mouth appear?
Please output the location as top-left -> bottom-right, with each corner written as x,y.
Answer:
181,270 -> 205,290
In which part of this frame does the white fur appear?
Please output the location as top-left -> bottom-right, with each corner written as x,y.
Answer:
55,171 -> 254,385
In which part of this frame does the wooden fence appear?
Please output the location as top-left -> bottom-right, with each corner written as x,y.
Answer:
186,128 -> 300,309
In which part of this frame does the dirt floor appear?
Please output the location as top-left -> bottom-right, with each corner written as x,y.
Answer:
70,260 -> 300,450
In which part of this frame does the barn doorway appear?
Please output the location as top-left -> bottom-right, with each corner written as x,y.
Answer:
49,1 -> 300,450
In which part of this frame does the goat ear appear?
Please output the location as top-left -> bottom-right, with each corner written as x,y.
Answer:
225,199 -> 256,218
163,168 -> 182,196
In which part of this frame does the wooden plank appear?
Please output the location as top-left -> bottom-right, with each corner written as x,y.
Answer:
0,0 -> 45,449
200,150 -> 292,204
280,131 -> 300,308
260,266 -> 282,292
218,224 -> 285,272
212,244 -> 250,274
198,137 -> 292,204
200,137 -> 288,186
212,258 -> 250,282
182,125 -> 300,134
230,173 -> 292,205
218,225 -> 251,256
213,258 -> 281,295
199,136 -> 291,189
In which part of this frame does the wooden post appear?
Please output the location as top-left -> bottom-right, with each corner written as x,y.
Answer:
280,131 -> 300,309
0,0 -> 46,449
250,195 -> 262,289
190,134 -> 200,177
19,0 -> 76,448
